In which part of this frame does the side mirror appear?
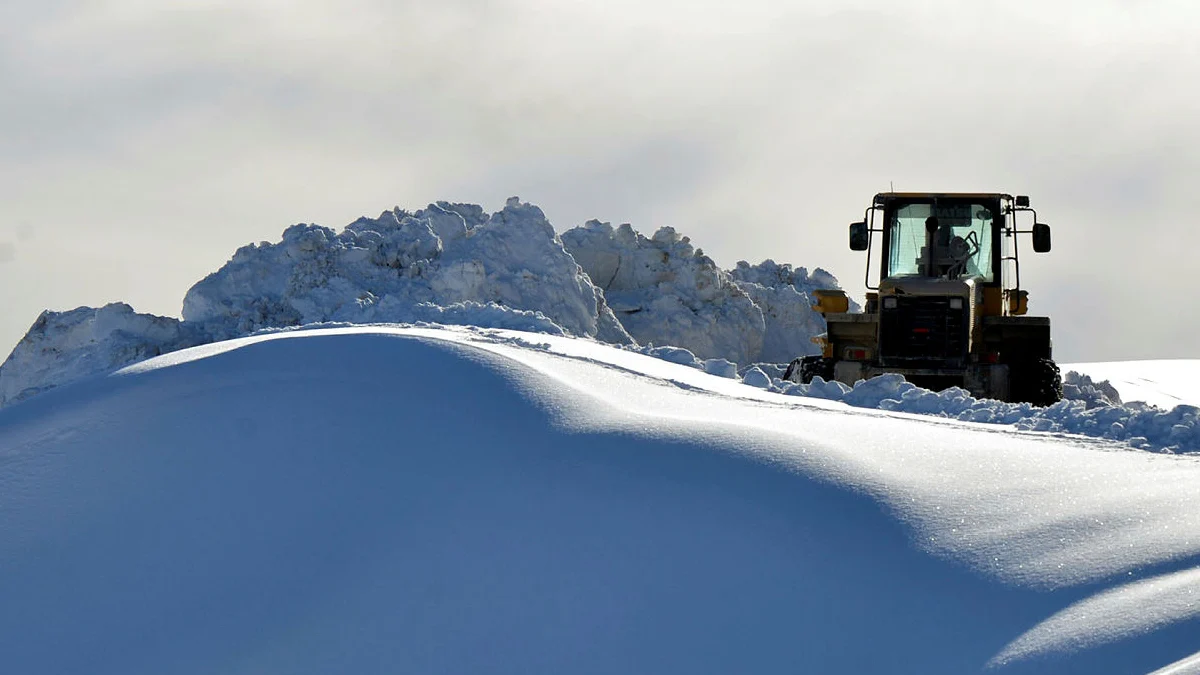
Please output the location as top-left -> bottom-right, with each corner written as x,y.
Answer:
1032,223 -> 1051,252
1016,195 -> 1031,208
849,222 -> 869,251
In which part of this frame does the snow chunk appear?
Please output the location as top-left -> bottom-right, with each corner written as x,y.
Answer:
0,303 -> 207,406
728,259 -> 854,364
1063,370 -> 1123,408
561,220 -> 765,364
702,358 -> 738,379
644,345 -> 700,367
741,367 -> 773,389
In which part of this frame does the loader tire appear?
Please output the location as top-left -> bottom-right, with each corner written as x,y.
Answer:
784,356 -> 835,384
1009,357 -> 1063,407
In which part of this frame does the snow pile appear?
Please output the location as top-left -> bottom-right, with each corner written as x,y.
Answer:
1062,371 -> 1122,408
560,220 -> 767,364
0,303 -> 207,407
727,259 -> 848,363
1,199 -> 654,405
625,344 -> 1200,454
184,198 -> 631,344
1066,360 -> 1200,410
771,373 -> 1200,454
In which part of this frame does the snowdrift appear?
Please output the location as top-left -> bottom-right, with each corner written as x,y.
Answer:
2,326 -> 1199,674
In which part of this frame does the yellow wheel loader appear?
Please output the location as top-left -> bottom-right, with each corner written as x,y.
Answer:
784,192 -> 1061,405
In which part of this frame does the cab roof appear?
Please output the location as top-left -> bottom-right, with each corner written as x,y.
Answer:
873,192 -> 1013,202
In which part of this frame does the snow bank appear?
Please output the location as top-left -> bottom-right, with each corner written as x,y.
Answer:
560,220 -> 768,364
727,259 -> 850,363
627,345 -> 1200,455
183,198 -> 631,344
0,199 -> 649,405
558,223 -> 850,365
2,198 -> 854,406
772,373 -> 1200,454
1061,371 -> 1122,408
1066,360 -> 1200,409
0,303 -> 207,407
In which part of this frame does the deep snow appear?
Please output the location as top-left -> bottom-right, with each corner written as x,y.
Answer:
2,325 -> 1199,674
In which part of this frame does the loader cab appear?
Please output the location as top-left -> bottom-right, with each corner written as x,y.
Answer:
850,192 -> 1050,317
880,196 -> 1002,286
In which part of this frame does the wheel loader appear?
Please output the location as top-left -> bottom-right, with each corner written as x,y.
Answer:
784,192 -> 1062,405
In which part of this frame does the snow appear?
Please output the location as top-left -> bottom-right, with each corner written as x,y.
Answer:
1066,360 -> 1200,409
0,302 -> 207,407
181,198 -> 631,344
615,347 -> 1200,455
727,258 -> 855,362
2,325 -> 1199,674
1150,651 -> 1200,675
992,566 -> 1200,666
560,220 -> 767,364
1,198 -> 859,408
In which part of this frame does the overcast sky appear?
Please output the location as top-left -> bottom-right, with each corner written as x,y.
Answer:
2,0 -> 1197,362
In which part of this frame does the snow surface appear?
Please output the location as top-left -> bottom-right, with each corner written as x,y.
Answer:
2,325 -> 1199,674
1067,361 -> 1200,409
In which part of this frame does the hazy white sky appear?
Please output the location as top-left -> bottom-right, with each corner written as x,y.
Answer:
2,0 -> 1197,362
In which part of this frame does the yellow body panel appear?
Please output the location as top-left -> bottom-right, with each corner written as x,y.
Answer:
812,289 -> 850,314
980,287 -> 1004,317
1006,290 -> 1029,316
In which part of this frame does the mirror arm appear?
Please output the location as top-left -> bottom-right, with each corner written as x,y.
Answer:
864,205 -> 881,291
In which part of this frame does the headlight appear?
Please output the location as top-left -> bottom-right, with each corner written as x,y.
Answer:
882,296 -> 898,309
949,297 -> 964,310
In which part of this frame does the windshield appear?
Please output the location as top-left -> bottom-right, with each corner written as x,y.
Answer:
886,202 -> 995,281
